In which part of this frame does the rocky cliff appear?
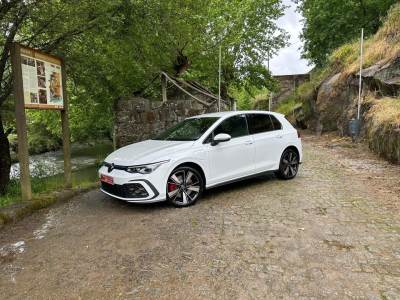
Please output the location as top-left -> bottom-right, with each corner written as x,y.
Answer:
313,57 -> 400,134
285,4 -> 400,163
309,58 -> 400,162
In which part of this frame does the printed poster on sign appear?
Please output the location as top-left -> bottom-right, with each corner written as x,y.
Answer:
20,46 -> 64,109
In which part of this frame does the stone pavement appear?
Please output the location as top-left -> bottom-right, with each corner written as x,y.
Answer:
1,135 -> 399,299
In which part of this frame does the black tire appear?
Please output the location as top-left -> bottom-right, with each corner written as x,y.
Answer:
276,148 -> 300,180
166,166 -> 204,207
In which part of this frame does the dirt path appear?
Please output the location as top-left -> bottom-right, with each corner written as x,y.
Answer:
1,134 -> 399,299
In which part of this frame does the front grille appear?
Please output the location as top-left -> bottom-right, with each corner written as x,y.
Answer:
102,162 -> 128,172
101,182 -> 149,198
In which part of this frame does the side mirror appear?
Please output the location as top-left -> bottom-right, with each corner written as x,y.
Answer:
211,133 -> 231,146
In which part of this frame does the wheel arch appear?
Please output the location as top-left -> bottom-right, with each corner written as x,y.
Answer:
173,162 -> 206,187
283,145 -> 300,159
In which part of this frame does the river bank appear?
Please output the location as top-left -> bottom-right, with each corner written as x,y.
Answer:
1,141 -> 113,208
10,141 -> 113,179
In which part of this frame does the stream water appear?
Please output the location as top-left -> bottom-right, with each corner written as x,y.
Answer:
10,142 -> 113,180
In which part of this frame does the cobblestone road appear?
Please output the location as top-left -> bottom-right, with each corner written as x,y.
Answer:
1,134 -> 400,299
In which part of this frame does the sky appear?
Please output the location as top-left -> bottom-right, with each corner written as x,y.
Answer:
269,0 -> 313,75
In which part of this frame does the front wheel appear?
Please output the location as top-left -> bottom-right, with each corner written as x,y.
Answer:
276,148 -> 300,180
166,166 -> 204,207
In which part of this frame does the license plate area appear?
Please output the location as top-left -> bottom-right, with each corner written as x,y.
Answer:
100,174 -> 114,185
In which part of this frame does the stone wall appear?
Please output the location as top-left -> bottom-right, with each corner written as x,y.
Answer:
114,96 -> 227,148
273,74 -> 310,105
252,73 -> 310,111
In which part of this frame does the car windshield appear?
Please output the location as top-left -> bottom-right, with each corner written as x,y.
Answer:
153,117 -> 219,141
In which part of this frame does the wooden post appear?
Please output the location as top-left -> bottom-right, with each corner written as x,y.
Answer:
60,60 -> 72,188
161,73 -> 167,103
11,43 -> 32,201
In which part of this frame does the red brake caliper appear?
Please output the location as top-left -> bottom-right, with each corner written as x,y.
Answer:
168,182 -> 177,192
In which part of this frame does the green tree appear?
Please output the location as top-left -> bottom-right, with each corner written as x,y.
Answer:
0,0 -> 288,194
0,0 -> 117,194
296,0 -> 397,66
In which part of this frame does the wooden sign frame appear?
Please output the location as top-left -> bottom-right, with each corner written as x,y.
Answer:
11,43 -> 71,201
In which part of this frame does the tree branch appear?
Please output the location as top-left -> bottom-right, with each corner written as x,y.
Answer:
39,14 -> 101,52
0,0 -> 20,22
0,3 -> 28,85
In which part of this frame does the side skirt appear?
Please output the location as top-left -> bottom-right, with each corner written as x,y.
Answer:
206,169 -> 278,190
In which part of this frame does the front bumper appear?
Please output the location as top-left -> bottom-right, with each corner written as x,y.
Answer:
98,165 -> 167,203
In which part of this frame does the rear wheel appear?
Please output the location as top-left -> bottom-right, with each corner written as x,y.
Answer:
276,148 -> 299,180
167,166 -> 204,207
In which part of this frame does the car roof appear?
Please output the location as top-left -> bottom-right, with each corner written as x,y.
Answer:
188,110 -> 284,119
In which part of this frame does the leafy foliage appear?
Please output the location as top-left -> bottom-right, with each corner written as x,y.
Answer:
0,0 -> 288,193
276,2 -> 400,132
296,0 -> 397,66
2,0 -> 288,141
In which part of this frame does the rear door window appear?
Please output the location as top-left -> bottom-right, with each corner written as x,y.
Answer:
246,114 -> 274,134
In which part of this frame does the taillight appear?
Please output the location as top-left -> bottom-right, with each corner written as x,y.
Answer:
297,130 -> 301,138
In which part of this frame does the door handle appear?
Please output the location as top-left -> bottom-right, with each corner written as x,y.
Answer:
276,135 -> 283,139
244,140 -> 253,145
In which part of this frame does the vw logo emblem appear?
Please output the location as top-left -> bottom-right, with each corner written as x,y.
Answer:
108,163 -> 114,173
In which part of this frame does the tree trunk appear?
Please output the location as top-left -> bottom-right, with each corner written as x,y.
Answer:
0,113 -> 11,195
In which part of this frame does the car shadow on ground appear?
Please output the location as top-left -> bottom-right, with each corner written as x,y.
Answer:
100,173 -> 279,212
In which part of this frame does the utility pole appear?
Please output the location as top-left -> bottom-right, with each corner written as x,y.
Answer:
218,45 -> 222,112
350,28 -> 364,142
267,50 -> 272,111
269,94 -> 272,111
357,28 -> 364,120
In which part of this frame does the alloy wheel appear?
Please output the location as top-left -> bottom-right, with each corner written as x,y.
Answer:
167,168 -> 202,206
279,149 -> 299,179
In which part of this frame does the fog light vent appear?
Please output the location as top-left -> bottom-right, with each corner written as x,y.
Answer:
125,183 -> 149,198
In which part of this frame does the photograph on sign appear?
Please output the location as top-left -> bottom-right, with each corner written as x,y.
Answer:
20,47 -> 64,109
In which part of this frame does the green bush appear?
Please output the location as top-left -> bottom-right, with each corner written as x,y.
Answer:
328,42 -> 359,71
275,97 -> 301,116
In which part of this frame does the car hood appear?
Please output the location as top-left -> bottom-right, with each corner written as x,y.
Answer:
104,139 -> 194,166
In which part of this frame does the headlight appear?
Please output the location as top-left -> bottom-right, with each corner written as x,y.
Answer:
125,160 -> 170,174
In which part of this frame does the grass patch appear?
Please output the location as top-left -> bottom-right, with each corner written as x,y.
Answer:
275,97 -> 301,116
0,165 -> 100,208
365,96 -> 400,162
366,97 -> 400,128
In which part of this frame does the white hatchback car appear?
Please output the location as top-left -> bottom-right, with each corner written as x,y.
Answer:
99,111 -> 302,207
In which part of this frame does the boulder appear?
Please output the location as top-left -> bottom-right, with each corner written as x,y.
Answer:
313,56 -> 400,135
359,57 -> 400,96
308,56 -> 400,162
315,73 -> 353,132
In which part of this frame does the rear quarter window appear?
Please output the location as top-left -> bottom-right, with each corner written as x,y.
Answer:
269,115 -> 282,130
